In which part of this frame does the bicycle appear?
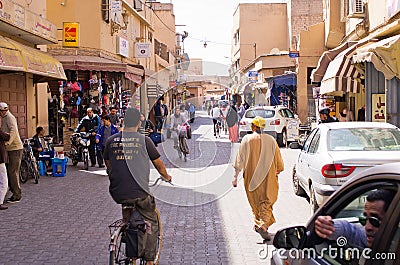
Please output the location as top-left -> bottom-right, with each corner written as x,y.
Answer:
19,139 -> 39,184
108,177 -> 172,265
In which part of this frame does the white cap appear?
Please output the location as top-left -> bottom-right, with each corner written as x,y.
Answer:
0,102 -> 8,111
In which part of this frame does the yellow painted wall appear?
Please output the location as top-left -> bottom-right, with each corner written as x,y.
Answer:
47,0 -> 102,49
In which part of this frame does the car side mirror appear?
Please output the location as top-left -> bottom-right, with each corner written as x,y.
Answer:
289,142 -> 302,149
273,226 -> 307,250
294,114 -> 299,119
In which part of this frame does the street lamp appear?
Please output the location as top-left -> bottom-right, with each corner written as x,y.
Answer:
253,43 -> 256,59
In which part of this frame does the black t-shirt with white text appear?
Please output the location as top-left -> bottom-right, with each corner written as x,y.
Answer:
104,131 -> 160,203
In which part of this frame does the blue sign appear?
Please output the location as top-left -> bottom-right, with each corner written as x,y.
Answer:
289,51 -> 300,58
248,71 -> 258,77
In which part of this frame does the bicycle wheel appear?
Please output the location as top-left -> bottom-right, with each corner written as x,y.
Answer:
83,152 -> 89,170
109,224 -> 130,265
31,161 -> 39,184
19,160 -> 30,183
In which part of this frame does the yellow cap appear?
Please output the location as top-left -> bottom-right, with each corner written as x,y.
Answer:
252,116 -> 266,129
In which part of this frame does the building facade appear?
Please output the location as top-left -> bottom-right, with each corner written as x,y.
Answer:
308,0 -> 400,127
45,0 -> 178,143
0,0 -> 66,138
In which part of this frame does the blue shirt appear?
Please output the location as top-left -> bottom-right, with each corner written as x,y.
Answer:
328,220 -> 367,248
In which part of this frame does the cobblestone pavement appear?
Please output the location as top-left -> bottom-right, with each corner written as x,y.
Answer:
0,111 -> 310,264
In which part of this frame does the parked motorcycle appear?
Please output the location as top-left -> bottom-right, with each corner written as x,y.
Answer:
68,128 -> 91,170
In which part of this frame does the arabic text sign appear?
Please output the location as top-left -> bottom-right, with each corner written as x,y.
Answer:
372,94 -> 386,122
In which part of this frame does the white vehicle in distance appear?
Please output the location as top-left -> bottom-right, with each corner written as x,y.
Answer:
238,105 -> 300,147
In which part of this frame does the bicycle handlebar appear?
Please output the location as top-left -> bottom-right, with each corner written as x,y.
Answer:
149,176 -> 173,187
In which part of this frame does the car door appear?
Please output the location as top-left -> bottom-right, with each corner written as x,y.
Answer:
283,108 -> 299,141
294,178 -> 399,265
296,129 -> 318,190
300,129 -> 321,192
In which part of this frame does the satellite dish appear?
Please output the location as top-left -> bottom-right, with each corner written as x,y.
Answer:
270,48 -> 280,55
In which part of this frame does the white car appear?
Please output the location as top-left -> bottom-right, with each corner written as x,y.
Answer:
238,105 -> 300,147
290,121 -> 400,212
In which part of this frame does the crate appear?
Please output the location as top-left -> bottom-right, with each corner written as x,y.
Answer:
51,158 -> 68,177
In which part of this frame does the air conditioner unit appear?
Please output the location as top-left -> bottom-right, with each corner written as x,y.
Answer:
348,0 -> 365,18
134,0 -> 143,12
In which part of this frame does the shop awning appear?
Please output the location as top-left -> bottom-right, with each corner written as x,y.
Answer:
353,35 -> 400,80
55,55 -> 144,84
0,36 -> 66,82
271,73 -> 297,86
320,40 -> 378,95
311,41 -> 358,83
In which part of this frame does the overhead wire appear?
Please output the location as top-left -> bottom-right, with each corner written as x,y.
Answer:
142,1 -> 256,47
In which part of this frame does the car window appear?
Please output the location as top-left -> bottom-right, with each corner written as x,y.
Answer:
328,128 -> 400,151
284,109 -> 295,118
279,109 -> 287,118
302,129 -> 318,152
308,130 -> 321,154
313,183 -> 398,264
245,109 -> 275,119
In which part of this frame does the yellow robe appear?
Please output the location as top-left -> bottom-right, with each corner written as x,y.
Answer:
233,132 -> 284,228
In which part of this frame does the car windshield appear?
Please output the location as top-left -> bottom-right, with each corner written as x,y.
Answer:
328,128 -> 400,151
245,109 -> 275,119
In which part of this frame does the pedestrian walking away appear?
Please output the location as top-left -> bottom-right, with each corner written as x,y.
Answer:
210,104 -> 221,137
153,100 -> 163,132
232,116 -> 284,241
226,104 -> 239,143
96,115 -> 119,168
0,124 -> 10,210
0,102 -> 23,203
76,108 -> 101,167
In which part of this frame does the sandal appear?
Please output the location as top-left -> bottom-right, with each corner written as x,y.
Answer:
254,225 -> 271,241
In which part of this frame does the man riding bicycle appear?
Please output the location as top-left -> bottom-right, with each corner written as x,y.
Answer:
104,108 -> 172,264
170,108 -> 189,154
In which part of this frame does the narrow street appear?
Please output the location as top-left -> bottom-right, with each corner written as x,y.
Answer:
0,111 -> 310,264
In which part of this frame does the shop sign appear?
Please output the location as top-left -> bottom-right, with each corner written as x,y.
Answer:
135,42 -> 151,58
289,51 -> 300,58
372,94 -> 386,122
117,35 -> 129,57
63,22 -> 79,47
248,71 -> 258,82
110,0 -> 123,26
0,0 -> 57,42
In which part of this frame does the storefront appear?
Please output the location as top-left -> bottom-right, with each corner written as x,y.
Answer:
311,39 -> 377,120
353,35 -> 400,127
0,36 -> 66,139
46,55 -> 144,144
